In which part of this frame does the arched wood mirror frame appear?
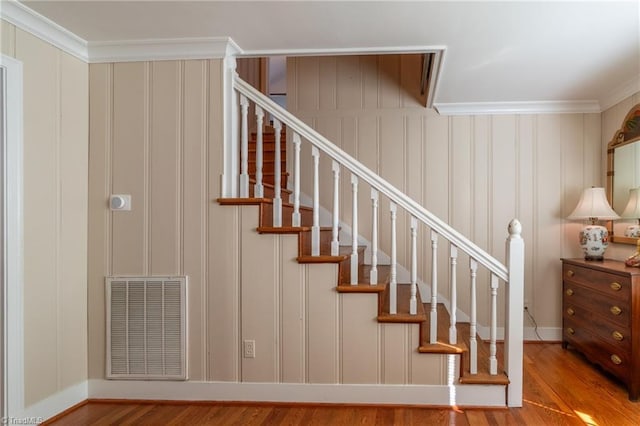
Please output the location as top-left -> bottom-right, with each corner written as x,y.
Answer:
606,102 -> 640,244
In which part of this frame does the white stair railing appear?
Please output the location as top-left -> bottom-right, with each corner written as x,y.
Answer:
230,75 -> 525,407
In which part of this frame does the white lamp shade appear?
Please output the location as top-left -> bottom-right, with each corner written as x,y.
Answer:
621,187 -> 640,219
567,187 -> 620,220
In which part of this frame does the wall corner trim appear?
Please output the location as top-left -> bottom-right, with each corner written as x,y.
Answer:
0,0 -> 88,62
21,381 -> 88,423
434,100 -> 602,116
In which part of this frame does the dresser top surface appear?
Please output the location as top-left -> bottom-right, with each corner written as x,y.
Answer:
562,258 -> 640,277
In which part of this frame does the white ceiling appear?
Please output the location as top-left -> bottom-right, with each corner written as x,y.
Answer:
14,1 -> 640,110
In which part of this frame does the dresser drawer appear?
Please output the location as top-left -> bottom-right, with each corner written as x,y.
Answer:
563,282 -> 630,328
565,325 -> 631,383
563,264 -> 630,300
563,315 -> 630,356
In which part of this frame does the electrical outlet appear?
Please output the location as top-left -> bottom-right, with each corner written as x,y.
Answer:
243,340 -> 256,358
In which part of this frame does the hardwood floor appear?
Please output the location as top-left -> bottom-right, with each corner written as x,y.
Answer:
47,343 -> 639,425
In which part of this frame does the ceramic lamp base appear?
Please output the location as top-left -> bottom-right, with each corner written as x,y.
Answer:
579,224 -> 609,261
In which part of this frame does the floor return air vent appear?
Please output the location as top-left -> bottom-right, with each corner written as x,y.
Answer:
106,276 -> 188,380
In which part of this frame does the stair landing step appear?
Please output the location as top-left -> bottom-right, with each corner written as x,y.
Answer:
418,341 -> 467,355
459,372 -> 509,385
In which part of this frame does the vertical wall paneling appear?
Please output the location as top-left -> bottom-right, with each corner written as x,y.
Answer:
18,28 -> 60,406
111,62 -> 146,274
12,26 -> 88,407
59,52 -> 89,389
340,294 -> 378,384
88,63 -> 111,379
381,324 -> 408,384
280,235 -> 306,383
306,264 -> 340,383
183,60 -> 208,380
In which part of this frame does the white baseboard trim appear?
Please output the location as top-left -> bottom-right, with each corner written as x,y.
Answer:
524,326 -> 562,342
88,379 -> 506,407
21,380 -> 87,422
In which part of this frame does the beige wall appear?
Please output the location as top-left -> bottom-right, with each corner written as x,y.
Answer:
87,59 -> 447,387
287,55 -> 603,332
1,20 -> 89,407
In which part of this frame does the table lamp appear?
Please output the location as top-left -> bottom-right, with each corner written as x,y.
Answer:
567,187 -> 620,260
621,187 -> 640,238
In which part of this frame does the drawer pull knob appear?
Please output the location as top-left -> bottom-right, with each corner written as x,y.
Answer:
567,308 -> 575,316
612,331 -> 624,341
566,270 -> 575,277
567,327 -> 575,335
565,289 -> 574,296
610,282 -> 622,291
611,354 -> 622,365
610,306 -> 622,316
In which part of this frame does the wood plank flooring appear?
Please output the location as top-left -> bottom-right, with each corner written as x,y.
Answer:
46,343 -> 640,425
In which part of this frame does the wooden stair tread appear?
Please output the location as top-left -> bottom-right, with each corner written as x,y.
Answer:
297,254 -> 349,263
336,265 -> 390,293
377,284 -> 426,323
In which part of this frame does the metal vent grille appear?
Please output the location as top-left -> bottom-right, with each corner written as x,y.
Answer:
106,276 -> 187,380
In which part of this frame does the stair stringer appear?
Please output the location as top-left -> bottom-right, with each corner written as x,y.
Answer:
215,200 -> 508,407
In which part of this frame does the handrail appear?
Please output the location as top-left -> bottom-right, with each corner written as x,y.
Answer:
233,76 -> 509,282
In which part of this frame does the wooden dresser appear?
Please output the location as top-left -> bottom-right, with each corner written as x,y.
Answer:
561,258 -> 640,401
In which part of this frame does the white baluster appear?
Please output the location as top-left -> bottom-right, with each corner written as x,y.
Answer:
350,174 -> 359,285
389,202 -> 398,314
254,106 -> 264,198
239,94 -> 249,198
430,230 -> 438,344
469,259 -> 478,374
311,146 -> 320,256
489,274 -> 499,375
370,189 -> 379,285
292,133 -> 301,227
272,119 -> 282,227
331,161 -> 340,256
410,217 -> 418,315
449,245 -> 458,344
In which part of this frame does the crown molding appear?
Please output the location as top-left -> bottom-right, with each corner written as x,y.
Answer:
599,74 -> 640,112
239,45 -> 446,58
88,37 -> 242,63
0,0 -> 88,61
434,100 -> 602,116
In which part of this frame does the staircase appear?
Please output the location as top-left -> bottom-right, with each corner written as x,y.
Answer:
219,74 -> 524,407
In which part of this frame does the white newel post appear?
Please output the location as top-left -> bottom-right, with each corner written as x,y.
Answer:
449,245 -> 458,344
389,202 -> 398,314
311,146 -> 320,256
469,258 -> 478,374
239,94 -> 249,198
331,161 -> 340,256
272,119 -> 283,227
254,105 -> 264,198
292,133 -> 301,226
489,274 -> 499,375
430,230 -> 438,344
505,219 -> 524,407
370,189 -> 379,285
410,217 -> 418,315
350,174 -> 359,285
